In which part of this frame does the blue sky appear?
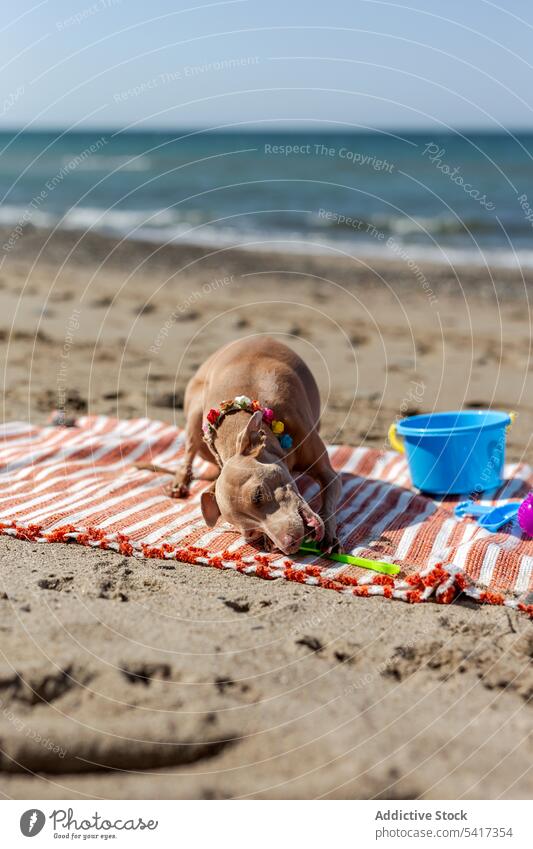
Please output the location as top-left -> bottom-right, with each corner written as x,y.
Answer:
3,0 -> 533,131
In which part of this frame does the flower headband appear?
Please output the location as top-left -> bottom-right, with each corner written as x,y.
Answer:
202,395 -> 293,459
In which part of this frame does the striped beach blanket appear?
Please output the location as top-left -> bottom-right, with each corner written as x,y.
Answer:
1,415 -> 532,615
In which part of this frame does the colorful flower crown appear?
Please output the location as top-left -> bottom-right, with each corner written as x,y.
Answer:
202,395 -> 293,451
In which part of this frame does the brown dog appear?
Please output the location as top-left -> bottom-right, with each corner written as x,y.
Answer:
169,337 -> 341,555
166,336 -> 341,554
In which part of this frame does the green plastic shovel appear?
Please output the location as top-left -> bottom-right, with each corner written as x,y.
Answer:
299,541 -> 401,576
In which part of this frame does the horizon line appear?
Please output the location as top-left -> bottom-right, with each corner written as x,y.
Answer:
1,125 -> 533,135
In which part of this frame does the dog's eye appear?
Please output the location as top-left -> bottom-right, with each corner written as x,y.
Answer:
252,486 -> 263,505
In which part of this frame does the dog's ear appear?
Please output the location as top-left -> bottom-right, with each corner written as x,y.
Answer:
236,410 -> 267,457
201,487 -> 221,527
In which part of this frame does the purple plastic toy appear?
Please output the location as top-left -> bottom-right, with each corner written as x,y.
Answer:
518,492 -> 533,537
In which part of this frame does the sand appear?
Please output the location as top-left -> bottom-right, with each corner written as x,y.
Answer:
0,226 -> 531,799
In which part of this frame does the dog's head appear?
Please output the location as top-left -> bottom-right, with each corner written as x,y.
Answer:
200,411 -> 324,555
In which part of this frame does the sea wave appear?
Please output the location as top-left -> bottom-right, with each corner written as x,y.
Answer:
61,206 -> 177,230
0,204 -> 57,228
1,202 -> 532,269
60,154 -> 153,171
316,211 -> 521,237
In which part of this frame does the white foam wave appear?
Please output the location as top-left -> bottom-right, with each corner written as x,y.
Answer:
0,202 -> 531,269
0,204 -> 57,228
60,154 -> 153,171
61,206 -> 177,231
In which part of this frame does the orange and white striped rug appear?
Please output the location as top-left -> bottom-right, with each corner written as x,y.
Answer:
1,415 -> 531,615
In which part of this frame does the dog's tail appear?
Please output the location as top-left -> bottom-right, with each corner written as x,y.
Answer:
134,463 -> 175,475
134,462 -> 219,482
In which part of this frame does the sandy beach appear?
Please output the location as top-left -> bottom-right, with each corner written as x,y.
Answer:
0,226 -> 532,799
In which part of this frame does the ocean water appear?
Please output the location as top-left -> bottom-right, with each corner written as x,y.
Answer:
1,129 -> 533,268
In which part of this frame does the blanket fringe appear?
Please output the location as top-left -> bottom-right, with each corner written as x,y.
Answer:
1,519 -> 530,617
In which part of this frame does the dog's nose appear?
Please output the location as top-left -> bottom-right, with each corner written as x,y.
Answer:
280,534 -> 301,554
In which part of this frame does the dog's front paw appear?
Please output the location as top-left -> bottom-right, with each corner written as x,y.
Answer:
322,537 -> 341,555
320,524 -> 341,555
171,482 -> 190,498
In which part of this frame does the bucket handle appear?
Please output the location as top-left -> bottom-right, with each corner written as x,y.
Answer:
389,411 -> 516,454
388,422 -> 404,454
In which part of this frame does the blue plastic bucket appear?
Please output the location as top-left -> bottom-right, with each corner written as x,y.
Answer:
388,410 -> 513,495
